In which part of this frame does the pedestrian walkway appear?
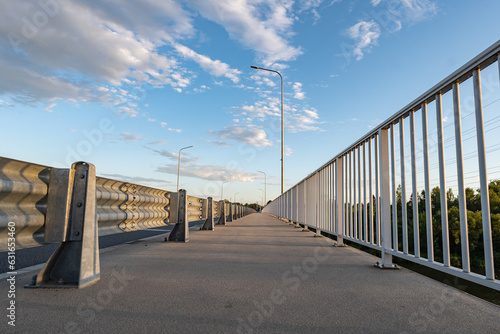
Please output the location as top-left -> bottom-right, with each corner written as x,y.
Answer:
2,213 -> 499,333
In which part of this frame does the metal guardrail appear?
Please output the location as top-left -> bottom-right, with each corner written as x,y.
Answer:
97,178 -> 171,235
0,158 -> 49,249
264,41 -> 500,291
0,156 -> 254,288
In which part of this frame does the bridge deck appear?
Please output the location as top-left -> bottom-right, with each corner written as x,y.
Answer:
2,213 -> 499,333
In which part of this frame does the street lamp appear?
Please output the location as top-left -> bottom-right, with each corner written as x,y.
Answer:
259,188 -> 264,208
257,170 -> 266,205
177,145 -> 193,193
221,181 -> 228,201
251,66 -> 284,194
234,192 -> 239,204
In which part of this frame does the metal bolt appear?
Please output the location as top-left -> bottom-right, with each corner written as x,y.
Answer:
80,174 -> 85,179
74,231 -> 80,236
77,202 -> 83,207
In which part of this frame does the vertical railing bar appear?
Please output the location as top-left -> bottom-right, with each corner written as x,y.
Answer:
422,101 -> 434,262
353,147 -> 358,239
358,145 -> 362,240
332,162 -> 335,233
296,184 -> 298,224
323,169 -> 325,231
436,92 -> 450,267
336,157 -> 344,245
410,110 -> 420,258
363,141 -> 368,243
369,137 -> 374,244
325,166 -> 328,232
375,134 -> 381,246
368,138 -> 374,244
329,164 -> 332,233
323,168 -> 326,230
379,128 -> 393,266
344,155 -> 348,236
316,171 -> 320,233
304,178 -> 307,228
333,163 -> 335,233
390,123 -> 398,251
324,168 -> 327,232
473,69 -> 494,280
399,117 -> 409,254
349,151 -> 353,238
453,82 -> 470,272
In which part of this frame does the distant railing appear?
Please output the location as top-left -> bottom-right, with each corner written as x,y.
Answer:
264,40 -> 500,291
0,156 -> 254,288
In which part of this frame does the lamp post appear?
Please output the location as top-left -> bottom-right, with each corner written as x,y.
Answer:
259,188 -> 264,208
257,170 -> 266,205
234,192 -> 239,204
177,145 -> 193,193
221,181 -> 228,201
251,66 -> 284,194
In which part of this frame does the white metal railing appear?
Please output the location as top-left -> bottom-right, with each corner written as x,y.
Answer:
264,40 -> 500,291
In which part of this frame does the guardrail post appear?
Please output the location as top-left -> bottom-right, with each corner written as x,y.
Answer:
167,189 -> 189,242
376,129 -> 398,269
200,197 -> 214,230
217,200 -> 226,225
27,162 -> 100,288
227,202 -> 233,222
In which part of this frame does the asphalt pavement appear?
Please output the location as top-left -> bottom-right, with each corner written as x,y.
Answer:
1,213 -> 498,333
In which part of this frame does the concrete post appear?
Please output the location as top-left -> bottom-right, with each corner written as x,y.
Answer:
200,197 -> 214,230
216,200 -> 226,225
168,189 -> 189,242
27,162 -> 100,288
227,202 -> 233,222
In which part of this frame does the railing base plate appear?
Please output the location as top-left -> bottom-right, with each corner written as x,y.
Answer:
374,262 -> 400,269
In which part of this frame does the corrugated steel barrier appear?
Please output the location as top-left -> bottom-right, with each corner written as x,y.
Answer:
0,156 -> 254,288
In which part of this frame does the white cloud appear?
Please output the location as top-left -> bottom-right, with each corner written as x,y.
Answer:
101,173 -> 171,186
251,74 -> 277,87
157,162 -> 259,183
400,0 -> 438,22
239,102 -> 281,119
168,128 -> 182,133
0,0 -> 195,109
148,118 -> 156,122
186,0 -> 301,64
209,125 -> 273,147
44,101 -> 57,112
0,0 -> 303,111
293,82 -> 305,100
371,0 -> 382,6
202,138 -> 231,147
146,147 -> 198,163
347,20 -> 381,61
120,132 -> 146,142
149,140 -> 166,146
286,107 -> 321,132
161,122 -> 167,127
235,95 -> 321,133
173,43 -> 241,83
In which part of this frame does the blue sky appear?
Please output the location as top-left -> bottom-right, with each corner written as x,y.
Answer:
1,0 -> 499,205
